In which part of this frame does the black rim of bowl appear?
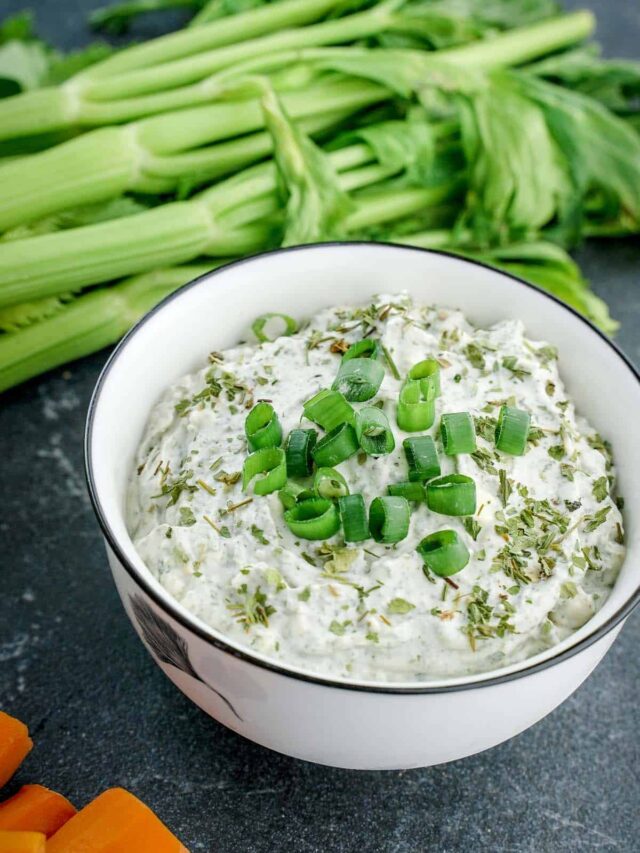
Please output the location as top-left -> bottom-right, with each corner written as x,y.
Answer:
85,242 -> 640,695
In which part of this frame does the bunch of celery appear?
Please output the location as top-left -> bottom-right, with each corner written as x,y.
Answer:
0,0 -> 639,393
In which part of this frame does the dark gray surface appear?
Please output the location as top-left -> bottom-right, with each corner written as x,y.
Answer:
1,2 -> 639,851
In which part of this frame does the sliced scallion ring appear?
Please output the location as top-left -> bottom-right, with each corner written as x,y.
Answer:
495,405 -> 531,456
342,339 -> 383,362
356,406 -> 395,456
252,312 -> 298,343
245,402 -> 282,451
369,496 -> 410,544
338,494 -> 369,543
426,474 -> 476,516
396,379 -> 435,432
387,481 -> 427,502
284,497 -> 340,540
417,530 -> 469,577
314,467 -> 349,500
278,481 -> 314,510
403,436 -> 440,482
332,358 -> 384,402
440,412 -> 477,455
285,428 -> 317,477
408,358 -> 441,400
242,447 -> 287,496
303,389 -> 355,432
312,423 -> 359,467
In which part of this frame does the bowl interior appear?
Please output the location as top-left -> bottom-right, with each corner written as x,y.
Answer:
87,243 -> 640,688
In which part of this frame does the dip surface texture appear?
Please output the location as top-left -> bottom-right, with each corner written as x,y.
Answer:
127,296 -> 625,682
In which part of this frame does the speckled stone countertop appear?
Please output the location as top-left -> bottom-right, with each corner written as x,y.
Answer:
1,2 -> 639,850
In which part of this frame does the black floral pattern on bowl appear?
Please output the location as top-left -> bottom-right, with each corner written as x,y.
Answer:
130,594 -> 243,721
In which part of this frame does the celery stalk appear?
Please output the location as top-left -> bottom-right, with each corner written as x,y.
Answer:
80,0 -> 346,79
345,183 -> 464,231
0,204 -> 217,307
138,107 -> 353,193
0,168 -> 462,307
0,265 -> 215,394
81,2 -> 402,101
0,79 -> 386,230
0,128 -> 142,233
0,0 -> 377,141
0,87 -> 78,142
442,10 -> 595,70
0,5 -> 592,141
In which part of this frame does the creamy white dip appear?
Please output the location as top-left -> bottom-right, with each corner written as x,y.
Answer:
127,295 -> 625,681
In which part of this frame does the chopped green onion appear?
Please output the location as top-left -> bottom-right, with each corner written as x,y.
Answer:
388,482 -> 427,502
332,358 -> 384,402
396,379 -> 435,432
312,422 -> 359,467
408,358 -> 441,400
342,339 -> 383,362
245,402 -> 282,450
440,412 -> 477,455
338,494 -> 369,543
426,474 -> 477,516
314,467 -> 349,500
356,406 -> 395,456
278,481 -> 314,510
417,530 -> 470,577
284,498 -> 340,541
303,389 -> 355,432
495,405 -> 531,456
242,447 -> 287,496
403,436 -> 440,482
369,496 -> 410,544
284,428 -> 317,477
252,312 -> 298,343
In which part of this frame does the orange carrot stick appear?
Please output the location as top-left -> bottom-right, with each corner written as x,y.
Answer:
0,714 -> 33,789
0,830 -> 46,852
0,786 -> 76,837
47,788 -> 189,853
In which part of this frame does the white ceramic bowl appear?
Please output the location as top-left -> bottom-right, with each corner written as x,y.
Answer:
85,243 -> 640,769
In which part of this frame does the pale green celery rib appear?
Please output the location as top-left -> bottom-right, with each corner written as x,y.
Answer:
0,127 -> 142,233
78,0 -> 343,80
0,265 -> 215,394
0,203 -> 217,308
136,108 -> 354,194
83,8 -> 595,104
82,4 -> 397,101
207,222 -> 276,255
0,138 -> 402,304
0,9 -> 594,144
204,165 -> 400,253
345,181 -> 464,231
338,163 -> 399,193
0,81 -> 384,230
135,79 -> 387,154
206,144 -> 378,230
0,87 -> 78,143
442,10 -> 595,70
392,228 -> 457,249
75,56 -> 319,125
207,176 -> 464,255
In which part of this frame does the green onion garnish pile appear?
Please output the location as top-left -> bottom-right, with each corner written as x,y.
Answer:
240,328 -> 532,580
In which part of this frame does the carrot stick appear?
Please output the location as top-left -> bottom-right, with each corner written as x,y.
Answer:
47,788 -> 189,853
0,714 -> 33,788
0,830 -> 46,852
0,786 -> 76,837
